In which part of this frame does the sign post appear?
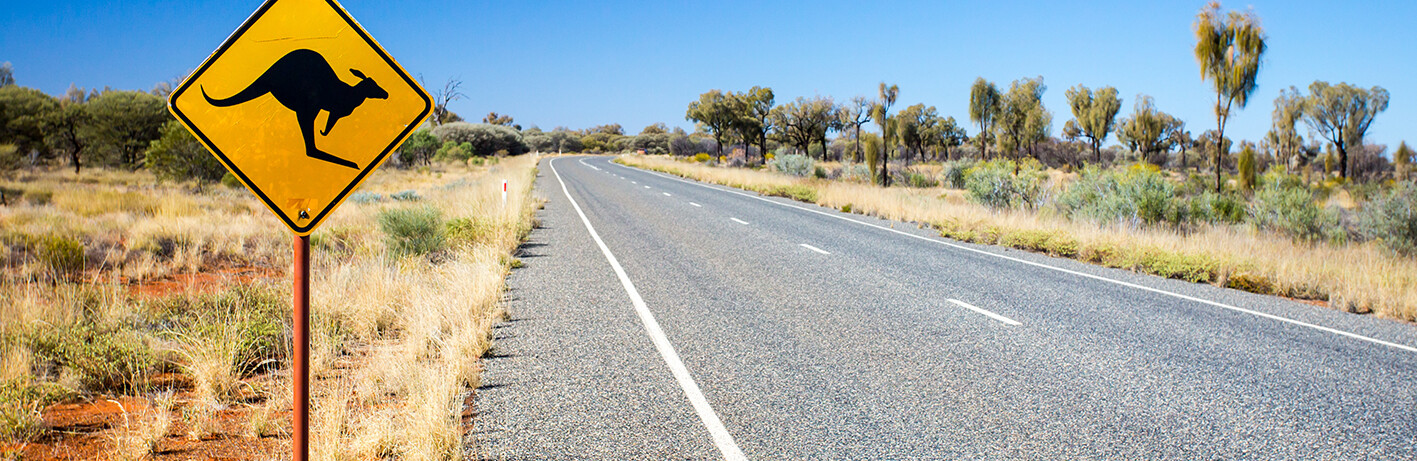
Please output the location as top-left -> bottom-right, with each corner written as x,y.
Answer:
166,0 -> 432,458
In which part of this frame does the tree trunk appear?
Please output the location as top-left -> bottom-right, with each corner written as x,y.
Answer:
1339,145 -> 1349,179
854,125 -> 863,163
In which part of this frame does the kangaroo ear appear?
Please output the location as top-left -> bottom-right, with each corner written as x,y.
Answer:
350,69 -> 367,80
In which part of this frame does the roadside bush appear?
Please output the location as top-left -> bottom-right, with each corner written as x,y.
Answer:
840,163 -> 871,182
445,217 -> 494,245
1358,182 -> 1417,256
38,235 -> 85,281
770,154 -> 815,177
348,192 -> 383,204
1057,164 -> 1184,228
144,120 -> 227,183
965,160 -> 1045,209
27,323 -> 155,393
379,205 -> 445,258
1249,181 -> 1341,242
434,141 -> 473,162
693,153 -> 712,163
390,190 -> 421,202
942,160 -> 973,189
430,122 -> 526,157
905,171 -> 937,188
1187,192 -> 1246,225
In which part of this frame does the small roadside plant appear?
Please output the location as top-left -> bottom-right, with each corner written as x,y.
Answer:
1358,182 -> 1417,256
770,154 -> 816,177
964,160 -> 1046,209
1249,180 -> 1341,242
379,205 -> 446,258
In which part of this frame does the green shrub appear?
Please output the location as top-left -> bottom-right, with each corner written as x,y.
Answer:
942,160 -> 973,189
1358,182 -> 1417,255
763,184 -> 818,203
693,153 -> 712,163
27,323 -> 155,393
1250,181 -> 1341,242
145,120 -> 227,182
840,163 -> 871,182
905,171 -> 938,188
37,235 -> 85,281
0,379 -> 72,443
220,172 -> 243,188
430,122 -> 527,157
434,141 -> 474,162
348,192 -> 384,204
770,154 -> 816,177
446,217 -> 495,245
147,284 -> 288,376
379,205 -> 446,258
813,166 -> 828,179
1188,192 -> 1246,225
1058,164 -> 1185,228
390,190 -> 421,202
964,160 -> 1045,209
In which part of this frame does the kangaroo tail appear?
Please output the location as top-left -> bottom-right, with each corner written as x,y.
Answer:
202,83 -> 268,107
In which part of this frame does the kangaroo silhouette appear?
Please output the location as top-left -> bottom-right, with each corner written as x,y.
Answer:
201,49 -> 387,169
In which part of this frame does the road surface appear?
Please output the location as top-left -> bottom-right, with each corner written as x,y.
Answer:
468,155 -> 1417,460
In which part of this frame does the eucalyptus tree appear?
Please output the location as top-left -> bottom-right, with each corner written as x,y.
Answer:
1269,86 -> 1307,173
969,78 -> 1001,159
873,83 -> 899,186
737,86 -> 775,164
1170,128 -> 1194,171
894,103 -> 939,166
1194,1 -> 1267,192
933,116 -> 967,161
1062,84 -> 1121,163
686,90 -> 739,158
838,96 -> 873,162
996,76 -> 1051,171
1301,81 -> 1389,179
1116,95 -> 1183,166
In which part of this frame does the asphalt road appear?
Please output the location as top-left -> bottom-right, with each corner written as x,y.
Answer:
468,155 -> 1417,460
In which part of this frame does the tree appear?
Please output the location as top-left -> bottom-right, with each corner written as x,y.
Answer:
1237,141 -> 1257,192
44,100 -> 91,173
429,77 -> 465,127
397,129 -> 439,166
144,120 -> 226,182
736,86 -> 774,165
0,144 -> 18,205
639,123 -> 668,135
0,62 -> 12,87
1268,86 -> 1306,173
770,96 -> 835,160
1116,95 -> 1183,166
430,122 -> 527,156
1194,1 -> 1267,192
1197,129 -> 1233,175
686,90 -> 738,158
1395,141 -> 1412,181
1170,128 -> 1194,171
996,76 -> 1051,172
873,83 -> 899,186
838,96 -> 873,163
482,112 -> 515,126
0,86 -> 58,164
84,90 -> 167,168
969,78 -> 1002,160
1302,81 -> 1389,179
934,116 -> 967,161
894,103 -> 939,166
1062,84 -> 1121,164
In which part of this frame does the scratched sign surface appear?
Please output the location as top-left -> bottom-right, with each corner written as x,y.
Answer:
169,0 -> 431,235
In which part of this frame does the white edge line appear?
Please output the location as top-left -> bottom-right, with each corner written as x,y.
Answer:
607,158 -> 1417,354
690,202 -> 703,207
948,299 -> 1022,326
730,218 -> 749,225
550,158 -> 748,460
799,243 -> 831,255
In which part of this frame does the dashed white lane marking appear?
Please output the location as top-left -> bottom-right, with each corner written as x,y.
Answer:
730,218 -> 749,225
799,243 -> 830,255
663,192 -> 672,197
645,185 -> 652,189
549,158 -> 747,460
608,158 -> 1417,354
948,299 -> 1022,326
690,202 -> 703,207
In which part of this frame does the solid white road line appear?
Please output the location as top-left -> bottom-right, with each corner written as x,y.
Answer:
578,158 -> 602,171
948,299 -> 1022,326
730,218 -> 749,225
663,192 -> 673,197
690,202 -> 703,207
549,158 -> 747,460
799,243 -> 831,255
607,158 -> 1417,354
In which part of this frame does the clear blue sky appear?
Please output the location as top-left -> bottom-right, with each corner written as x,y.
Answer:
3,0 -> 1413,150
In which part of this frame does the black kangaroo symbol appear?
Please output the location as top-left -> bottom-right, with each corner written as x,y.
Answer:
201,49 -> 388,169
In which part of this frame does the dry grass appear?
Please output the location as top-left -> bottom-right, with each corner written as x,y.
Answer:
106,393 -> 174,460
0,155 -> 542,457
620,154 -> 1417,322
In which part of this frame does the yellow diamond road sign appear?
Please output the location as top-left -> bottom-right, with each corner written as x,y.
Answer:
169,0 -> 432,236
